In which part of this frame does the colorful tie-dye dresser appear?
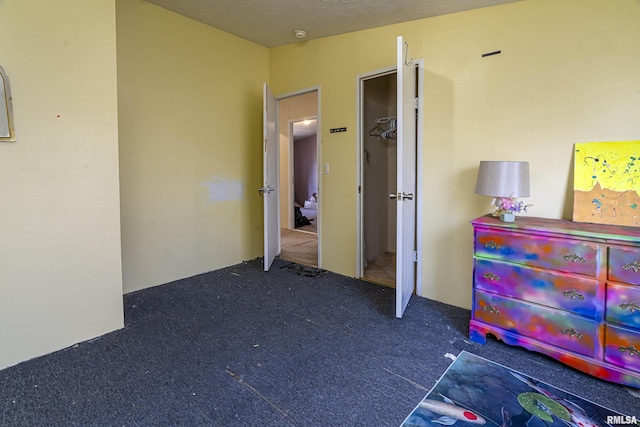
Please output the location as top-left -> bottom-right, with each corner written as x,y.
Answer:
470,215 -> 640,388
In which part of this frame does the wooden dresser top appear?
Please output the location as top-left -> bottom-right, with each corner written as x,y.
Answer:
471,215 -> 640,244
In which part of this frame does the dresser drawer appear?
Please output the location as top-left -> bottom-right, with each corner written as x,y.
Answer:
604,325 -> 640,373
606,282 -> 640,329
474,259 -> 598,318
609,247 -> 640,286
475,230 -> 600,276
474,290 -> 597,357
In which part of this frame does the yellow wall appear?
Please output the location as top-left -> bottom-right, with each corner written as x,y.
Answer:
270,0 -> 640,308
0,0 -> 123,369
116,0 -> 268,292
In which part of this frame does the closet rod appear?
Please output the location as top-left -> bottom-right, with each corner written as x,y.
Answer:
376,116 -> 396,124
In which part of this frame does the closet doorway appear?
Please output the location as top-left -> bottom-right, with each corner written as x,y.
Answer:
278,89 -> 321,268
360,71 -> 398,286
356,37 -> 423,318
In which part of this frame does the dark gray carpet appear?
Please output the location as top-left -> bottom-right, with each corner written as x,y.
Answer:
1,258 -> 638,426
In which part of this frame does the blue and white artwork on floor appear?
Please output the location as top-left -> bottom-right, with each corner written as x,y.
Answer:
401,351 -> 636,427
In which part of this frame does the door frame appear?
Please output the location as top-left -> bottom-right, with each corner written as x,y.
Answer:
277,86 -> 322,268
355,60 -> 424,296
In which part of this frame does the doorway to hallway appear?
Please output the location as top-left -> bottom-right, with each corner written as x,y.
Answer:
278,89 -> 320,268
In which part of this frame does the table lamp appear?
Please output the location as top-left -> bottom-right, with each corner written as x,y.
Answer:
475,161 -> 530,222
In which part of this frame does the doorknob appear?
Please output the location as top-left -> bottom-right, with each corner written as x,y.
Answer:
258,186 -> 275,196
390,192 -> 413,201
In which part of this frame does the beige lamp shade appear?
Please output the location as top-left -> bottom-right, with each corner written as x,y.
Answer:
475,161 -> 530,198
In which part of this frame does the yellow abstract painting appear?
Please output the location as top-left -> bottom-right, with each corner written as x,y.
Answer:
573,141 -> 640,227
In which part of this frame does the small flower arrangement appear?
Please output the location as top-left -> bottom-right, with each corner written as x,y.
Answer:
491,196 -> 532,217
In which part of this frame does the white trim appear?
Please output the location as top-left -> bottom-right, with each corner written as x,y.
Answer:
355,77 -> 363,278
415,58 -> 425,298
287,120 -> 295,229
277,85 -> 321,101
316,87 -> 322,268
277,103 -> 281,256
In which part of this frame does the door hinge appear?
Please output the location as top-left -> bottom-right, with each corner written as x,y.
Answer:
414,97 -> 419,109
358,185 -> 361,194
413,251 -> 418,262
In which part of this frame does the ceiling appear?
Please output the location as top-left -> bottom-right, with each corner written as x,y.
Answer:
145,0 -> 523,48
293,119 -> 317,140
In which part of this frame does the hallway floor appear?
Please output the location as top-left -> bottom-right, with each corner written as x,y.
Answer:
280,228 -> 317,267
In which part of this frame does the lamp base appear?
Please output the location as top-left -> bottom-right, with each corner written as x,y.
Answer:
500,213 -> 515,222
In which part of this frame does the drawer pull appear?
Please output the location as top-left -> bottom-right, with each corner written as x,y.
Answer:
482,272 -> 500,281
562,289 -> 585,300
482,305 -> 500,315
618,302 -> 640,313
561,328 -> 583,340
484,240 -> 502,250
563,253 -> 586,264
619,346 -> 640,357
622,261 -> 640,273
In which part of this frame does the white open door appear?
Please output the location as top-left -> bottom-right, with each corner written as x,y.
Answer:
395,36 -> 417,318
261,83 -> 279,271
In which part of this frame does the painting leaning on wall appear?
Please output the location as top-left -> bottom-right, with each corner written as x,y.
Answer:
573,141 -> 640,227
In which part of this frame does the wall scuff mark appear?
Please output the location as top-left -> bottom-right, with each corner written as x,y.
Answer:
203,178 -> 245,202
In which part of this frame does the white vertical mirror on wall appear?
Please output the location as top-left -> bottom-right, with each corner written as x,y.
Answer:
0,65 -> 16,142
